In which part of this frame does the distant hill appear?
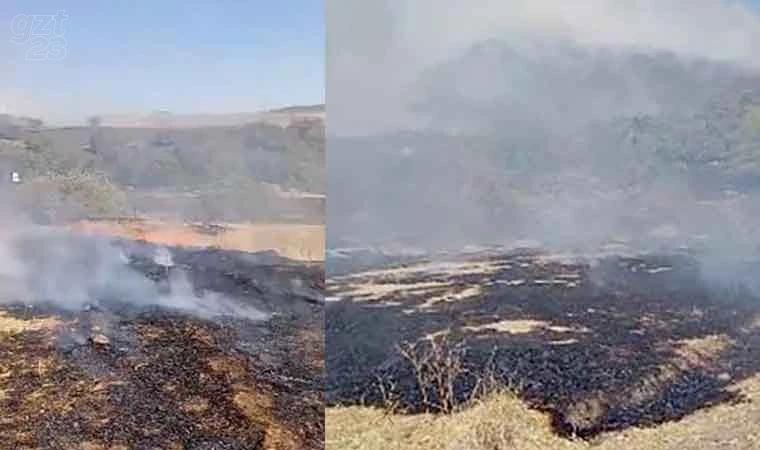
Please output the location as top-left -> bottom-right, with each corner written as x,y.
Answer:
328,38 -> 760,248
98,104 -> 325,129
0,105 -> 324,223
411,37 -> 754,133
0,114 -> 43,139
269,104 -> 325,114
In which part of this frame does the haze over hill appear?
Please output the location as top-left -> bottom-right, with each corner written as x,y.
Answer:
328,36 -> 760,259
99,104 -> 325,129
0,104 -> 325,224
327,3 -> 760,449
328,0 -> 760,136
327,0 -> 760,294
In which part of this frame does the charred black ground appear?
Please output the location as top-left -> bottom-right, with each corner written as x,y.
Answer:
326,248 -> 760,439
0,238 -> 324,449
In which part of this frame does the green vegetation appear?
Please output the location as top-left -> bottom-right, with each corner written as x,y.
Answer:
0,115 -> 325,223
17,169 -> 128,223
742,105 -> 760,134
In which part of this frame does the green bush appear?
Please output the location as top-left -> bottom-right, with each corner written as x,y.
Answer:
19,169 -> 128,222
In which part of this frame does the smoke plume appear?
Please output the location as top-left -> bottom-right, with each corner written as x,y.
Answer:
327,0 -> 760,293
0,223 -> 269,321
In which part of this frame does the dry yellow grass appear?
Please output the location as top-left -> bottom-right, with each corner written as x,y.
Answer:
326,391 -> 580,450
233,388 -> 300,450
70,219 -> 325,261
217,223 -> 324,262
0,312 -> 61,336
327,373 -> 760,450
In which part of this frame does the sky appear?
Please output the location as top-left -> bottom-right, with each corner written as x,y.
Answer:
0,0 -> 324,125
327,0 -> 760,135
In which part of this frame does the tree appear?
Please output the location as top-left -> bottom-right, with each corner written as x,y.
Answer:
743,105 -> 760,134
85,115 -> 103,155
87,115 -> 102,129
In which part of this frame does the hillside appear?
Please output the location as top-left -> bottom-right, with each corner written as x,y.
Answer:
0,109 -> 325,224
410,38 -> 753,132
328,39 -> 760,250
100,104 -> 325,129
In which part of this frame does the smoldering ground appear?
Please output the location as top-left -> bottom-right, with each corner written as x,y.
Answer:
0,224 -> 326,449
0,224 -> 270,322
326,0 -> 760,294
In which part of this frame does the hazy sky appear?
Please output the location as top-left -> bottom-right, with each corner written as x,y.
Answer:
327,0 -> 760,135
0,0 -> 324,125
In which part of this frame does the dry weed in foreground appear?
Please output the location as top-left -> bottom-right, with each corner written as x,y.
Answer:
326,390 -> 580,450
327,373 -> 760,450
397,335 -> 469,414
334,337 -> 576,449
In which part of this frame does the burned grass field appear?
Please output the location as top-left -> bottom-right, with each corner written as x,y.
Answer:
326,248 -> 760,445
0,235 -> 324,450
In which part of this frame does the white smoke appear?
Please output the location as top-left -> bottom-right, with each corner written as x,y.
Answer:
153,246 -> 174,267
328,0 -> 760,135
0,225 -> 269,321
327,0 -> 760,297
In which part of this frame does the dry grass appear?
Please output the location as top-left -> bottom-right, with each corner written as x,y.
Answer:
232,387 -> 300,450
327,372 -> 760,450
326,390 -> 580,450
338,281 -> 449,302
462,319 -> 591,335
0,312 -> 61,336
332,261 -> 503,281
70,219 -> 325,261
597,373 -> 760,450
